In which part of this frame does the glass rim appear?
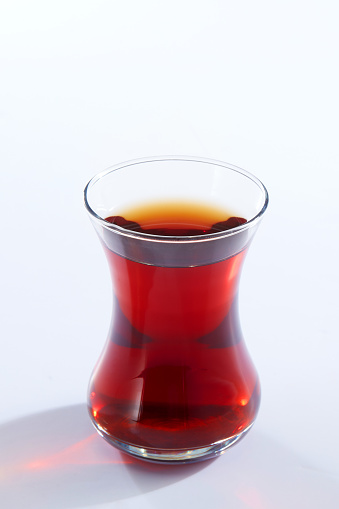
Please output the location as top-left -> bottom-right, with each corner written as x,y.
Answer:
84,156 -> 269,244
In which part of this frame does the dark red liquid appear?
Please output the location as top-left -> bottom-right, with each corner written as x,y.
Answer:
89,204 -> 260,450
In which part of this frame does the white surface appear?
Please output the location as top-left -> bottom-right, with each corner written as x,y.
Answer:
1,2 -> 338,508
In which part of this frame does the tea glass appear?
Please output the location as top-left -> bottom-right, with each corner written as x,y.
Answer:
84,156 -> 268,463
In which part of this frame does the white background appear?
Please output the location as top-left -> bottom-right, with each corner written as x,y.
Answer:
1,1 -> 338,508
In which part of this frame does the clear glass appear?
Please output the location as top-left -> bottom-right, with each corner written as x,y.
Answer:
84,156 -> 268,463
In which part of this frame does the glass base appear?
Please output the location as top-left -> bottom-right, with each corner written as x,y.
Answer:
93,423 -> 253,464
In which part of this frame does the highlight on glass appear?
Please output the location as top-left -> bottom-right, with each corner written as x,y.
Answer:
84,156 -> 269,463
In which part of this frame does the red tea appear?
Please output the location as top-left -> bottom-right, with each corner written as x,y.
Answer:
88,201 -> 260,450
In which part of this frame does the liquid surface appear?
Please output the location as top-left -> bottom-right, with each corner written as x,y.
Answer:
105,200 -> 247,236
89,201 -> 259,451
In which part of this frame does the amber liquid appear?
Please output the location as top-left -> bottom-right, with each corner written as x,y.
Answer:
89,201 -> 260,450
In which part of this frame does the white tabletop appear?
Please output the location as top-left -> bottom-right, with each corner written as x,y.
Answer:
1,2 -> 338,508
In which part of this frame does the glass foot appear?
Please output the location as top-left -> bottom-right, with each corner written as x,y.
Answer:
94,424 -> 253,464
